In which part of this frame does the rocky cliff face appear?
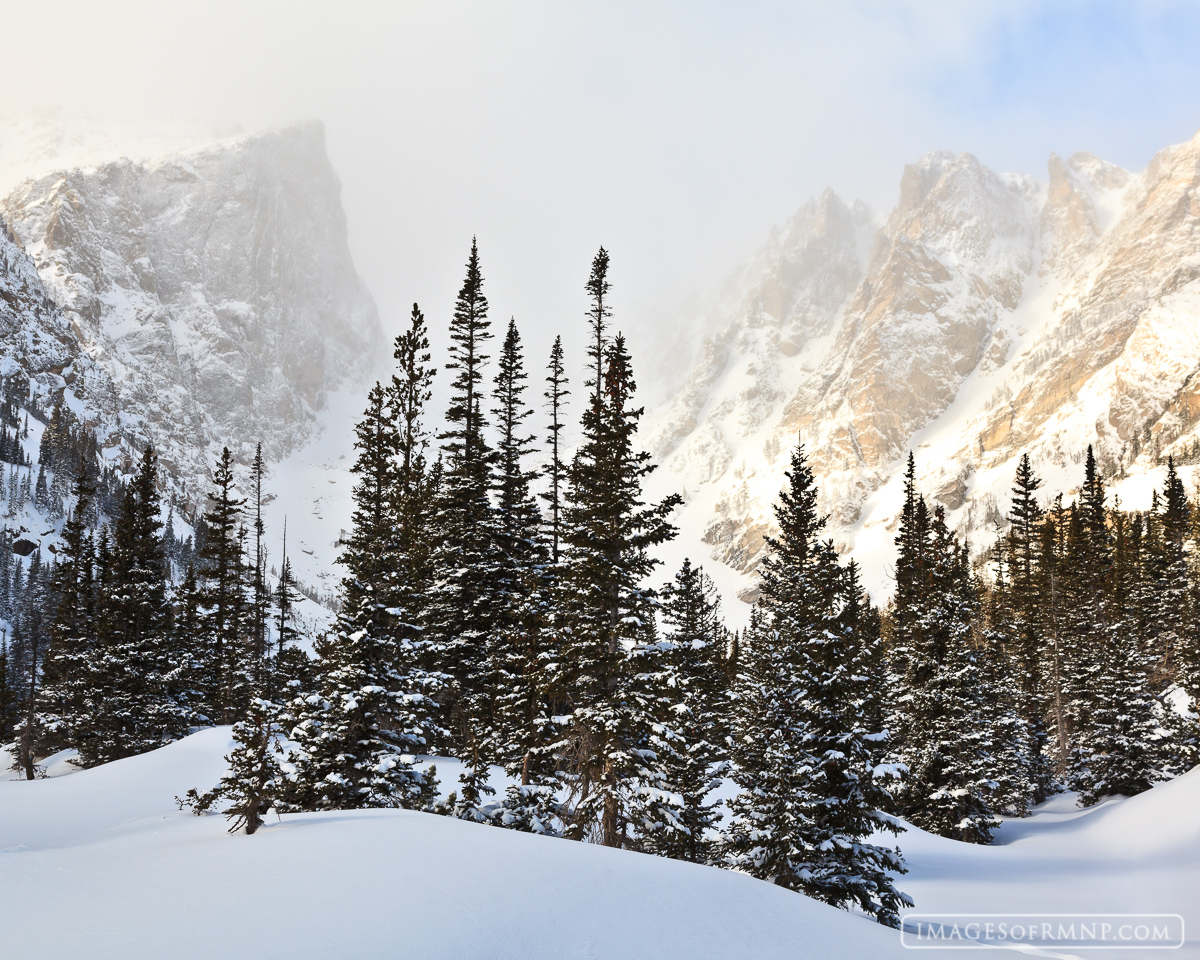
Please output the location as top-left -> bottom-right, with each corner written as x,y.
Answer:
0,122 -> 382,495
0,216 -> 74,383
649,130 -> 1200,601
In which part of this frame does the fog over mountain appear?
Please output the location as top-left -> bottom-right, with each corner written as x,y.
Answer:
5,3 -> 1200,399
7,118 -> 1200,620
648,132 -> 1200,607
1,123 -> 381,494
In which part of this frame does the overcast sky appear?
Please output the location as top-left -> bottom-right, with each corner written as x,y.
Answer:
4,1 -> 1200,398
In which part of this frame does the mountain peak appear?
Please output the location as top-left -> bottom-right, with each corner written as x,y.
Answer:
651,128 -> 1200,606
0,123 -> 382,498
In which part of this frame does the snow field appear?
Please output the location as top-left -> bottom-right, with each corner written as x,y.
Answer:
0,729 -> 922,960
4,729 -> 1200,958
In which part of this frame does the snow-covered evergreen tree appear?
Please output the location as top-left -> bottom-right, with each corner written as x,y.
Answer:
9,550 -> 49,779
426,241 -> 502,814
1070,622 -> 1166,805
182,695 -> 284,835
199,447 -> 249,723
554,251 -> 682,848
37,466 -> 97,756
542,334 -> 570,566
648,558 -> 728,864
724,443 -> 909,925
487,317 -> 561,831
889,458 -> 998,843
1152,457 -> 1191,686
286,378 -> 438,812
73,448 -> 183,767
1001,453 -> 1056,803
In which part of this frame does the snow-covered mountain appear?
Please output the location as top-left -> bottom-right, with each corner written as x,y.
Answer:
8,117 -> 1200,613
648,131 -> 1200,603
0,121 -> 382,503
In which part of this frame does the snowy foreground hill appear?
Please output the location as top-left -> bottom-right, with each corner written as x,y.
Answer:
2,730 -> 1198,959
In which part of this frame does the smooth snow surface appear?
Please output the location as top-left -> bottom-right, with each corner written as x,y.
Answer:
0,730 -> 921,960
3,731 -> 1199,958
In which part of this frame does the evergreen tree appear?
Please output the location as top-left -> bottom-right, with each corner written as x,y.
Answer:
1036,493 -> 1072,773
1062,447 -> 1112,742
555,303 -> 682,847
1061,447 -> 1129,796
389,303 -> 439,614
286,378 -> 439,813
200,447 -> 249,723
977,570 -> 1037,816
170,562 -> 207,724
272,541 -> 312,703
427,241 -> 501,810
889,464 -> 998,843
10,551 -> 49,779
1152,456 -> 1191,685
38,467 -> 97,755
542,335 -> 570,565
487,318 -> 559,829
996,455 -> 1055,803
724,444 -> 909,924
584,247 -> 612,414
1071,622 -> 1166,805
326,384 -> 399,650
74,447 -> 181,766
650,559 -> 729,864
274,546 -> 301,656
0,630 -> 15,743
248,444 -> 270,691
182,694 -> 284,835
385,303 -> 443,748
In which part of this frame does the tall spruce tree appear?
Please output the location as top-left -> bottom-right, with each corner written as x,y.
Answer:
38,466 -> 97,756
286,378 -> 438,812
274,535 -> 301,654
650,558 -> 729,864
724,444 -> 909,924
542,335 -> 570,565
248,444 -> 270,692
0,631 -> 15,744
486,319 -> 561,831
1072,618 -> 1166,805
1002,454 -> 1055,802
200,447 -> 248,723
1037,493 -> 1072,773
1066,451 -> 1168,802
1153,456 -> 1191,685
384,306 -> 441,750
389,302 -> 439,643
10,551 -> 49,779
170,562 -> 207,722
427,241 -> 502,813
555,284 -> 683,847
977,566 -> 1037,817
74,448 -> 181,766
889,462 -> 998,843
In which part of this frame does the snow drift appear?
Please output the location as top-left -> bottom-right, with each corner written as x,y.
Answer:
3,729 -> 1199,958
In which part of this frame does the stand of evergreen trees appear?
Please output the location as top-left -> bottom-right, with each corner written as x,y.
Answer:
5,246 -> 1200,927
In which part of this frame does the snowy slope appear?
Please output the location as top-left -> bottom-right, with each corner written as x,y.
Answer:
648,132 -> 1200,607
898,780 -> 1200,955
3,730 -> 1198,958
0,730 -> 931,960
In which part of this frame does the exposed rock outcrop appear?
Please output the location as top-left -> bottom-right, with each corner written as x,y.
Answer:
0,122 -> 382,492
